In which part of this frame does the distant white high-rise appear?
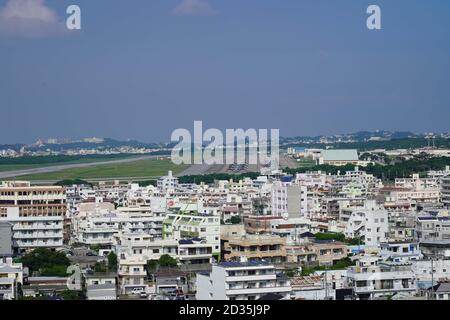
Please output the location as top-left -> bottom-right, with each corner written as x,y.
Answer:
0,181 -> 66,253
442,175 -> 450,207
157,170 -> 179,193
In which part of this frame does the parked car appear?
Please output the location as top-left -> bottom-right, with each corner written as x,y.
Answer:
139,292 -> 148,298
152,295 -> 169,301
131,288 -> 145,295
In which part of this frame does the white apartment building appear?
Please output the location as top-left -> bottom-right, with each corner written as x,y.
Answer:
73,209 -> 165,247
271,182 -> 308,219
412,259 -> 450,285
0,181 -> 66,252
415,211 -> 450,242
0,257 -> 23,300
379,242 -> 422,263
269,218 -> 311,244
331,167 -> 381,191
117,254 -> 147,295
346,256 -> 416,300
196,261 -> 291,300
344,200 -> 389,247
157,171 -> 179,193
395,174 -> 440,190
427,166 -> 450,180
380,185 -> 441,205
0,222 -> 13,256
442,176 -> 450,207
295,171 -> 331,189
162,211 -> 220,259
115,232 -> 214,265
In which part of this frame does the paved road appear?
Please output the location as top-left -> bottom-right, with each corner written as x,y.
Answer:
0,155 -> 165,179
279,154 -> 300,169
176,163 -> 212,176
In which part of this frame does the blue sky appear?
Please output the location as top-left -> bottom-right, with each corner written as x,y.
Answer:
0,0 -> 449,143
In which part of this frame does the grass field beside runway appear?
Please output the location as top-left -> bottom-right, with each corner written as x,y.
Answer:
8,159 -> 187,181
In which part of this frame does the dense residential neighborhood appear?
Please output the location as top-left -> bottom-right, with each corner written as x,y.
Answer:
1,0 -> 449,312
2,145 -> 450,301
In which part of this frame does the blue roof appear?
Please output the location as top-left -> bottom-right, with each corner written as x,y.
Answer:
281,175 -> 294,182
219,260 -> 271,268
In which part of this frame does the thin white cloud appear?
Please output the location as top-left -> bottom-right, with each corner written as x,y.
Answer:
173,0 -> 217,16
0,0 -> 66,38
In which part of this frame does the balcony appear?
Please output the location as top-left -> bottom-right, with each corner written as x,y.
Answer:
14,231 -> 63,238
226,285 -> 291,296
225,250 -> 286,260
81,238 -> 113,245
179,253 -> 212,260
15,240 -> 63,247
118,270 -> 146,277
354,284 -> 415,294
13,224 -> 61,230
226,274 -> 276,282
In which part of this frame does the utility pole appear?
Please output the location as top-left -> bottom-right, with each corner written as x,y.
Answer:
430,223 -> 438,300
431,257 -> 434,300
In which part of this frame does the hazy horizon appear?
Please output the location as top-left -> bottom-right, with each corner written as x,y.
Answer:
1,0 -> 449,144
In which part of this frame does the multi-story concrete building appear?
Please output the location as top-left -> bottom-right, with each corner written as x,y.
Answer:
115,232 -> 214,266
412,259 -> 450,286
0,181 -> 66,252
0,222 -> 13,257
162,211 -> 220,260
442,176 -> 450,207
285,241 -> 347,267
395,174 -> 440,190
0,257 -> 23,300
415,211 -> 450,242
379,185 -> 441,206
157,171 -> 179,193
313,241 -> 348,266
346,256 -> 416,300
344,200 -> 389,247
73,209 -> 165,247
379,241 -> 422,263
196,261 -> 291,300
222,234 -> 287,264
271,182 -> 308,219
117,254 -> 147,295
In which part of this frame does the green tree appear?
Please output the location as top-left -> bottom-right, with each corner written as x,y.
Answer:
314,232 -> 346,242
107,252 -> 118,271
158,254 -> 178,267
40,265 -> 68,277
21,248 -> 70,276
228,216 -> 242,224
94,261 -> 107,273
59,290 -> 82,300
